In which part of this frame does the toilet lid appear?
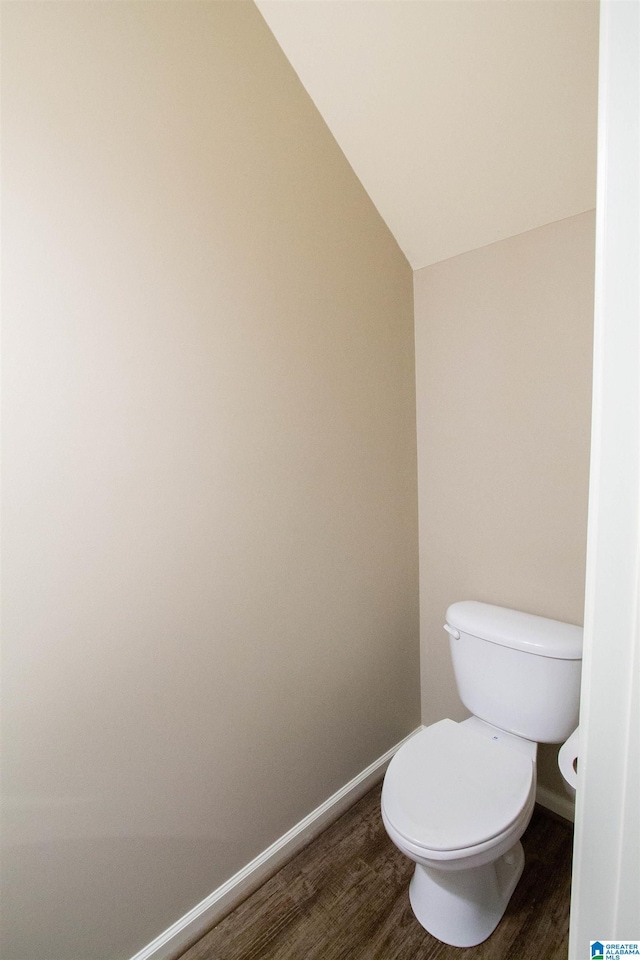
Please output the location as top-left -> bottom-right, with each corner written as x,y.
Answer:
382,719 -> 534,852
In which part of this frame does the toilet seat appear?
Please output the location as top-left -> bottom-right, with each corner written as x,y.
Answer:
382,719 -> 534,854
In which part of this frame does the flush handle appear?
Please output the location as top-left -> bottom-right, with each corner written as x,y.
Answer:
443,623 -> 460,639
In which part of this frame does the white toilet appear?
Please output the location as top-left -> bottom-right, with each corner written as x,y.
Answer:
381,600 -> 582,948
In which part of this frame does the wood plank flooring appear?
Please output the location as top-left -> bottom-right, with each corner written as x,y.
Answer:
180,783 -> 573,960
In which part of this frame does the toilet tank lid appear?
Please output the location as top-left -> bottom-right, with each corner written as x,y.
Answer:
445,601 -> 583,660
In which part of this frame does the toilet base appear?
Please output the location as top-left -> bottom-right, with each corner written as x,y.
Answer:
408,841 -> 525,947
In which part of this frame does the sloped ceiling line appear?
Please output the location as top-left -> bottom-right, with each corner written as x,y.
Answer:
256,0 -> 599,269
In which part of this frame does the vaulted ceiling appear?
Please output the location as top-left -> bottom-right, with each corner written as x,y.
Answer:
256,0 -> 599,269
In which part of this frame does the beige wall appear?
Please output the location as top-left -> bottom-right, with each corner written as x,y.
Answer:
0,4 -> 419,959
257,0 -> 599,270
414,212 -> 595,796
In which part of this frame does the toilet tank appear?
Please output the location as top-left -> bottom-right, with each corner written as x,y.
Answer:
445,601 -> 583,743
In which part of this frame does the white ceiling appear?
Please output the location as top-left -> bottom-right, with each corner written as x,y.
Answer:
256,0 -> 599,270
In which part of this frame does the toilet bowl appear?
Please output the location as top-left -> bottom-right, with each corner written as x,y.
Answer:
381,601 -> 583,948
382,717 -> 537,947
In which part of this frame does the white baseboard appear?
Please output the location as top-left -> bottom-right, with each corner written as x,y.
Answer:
128,727 -> 422,960
129,726 -> 573,960
536,783 -> 575,823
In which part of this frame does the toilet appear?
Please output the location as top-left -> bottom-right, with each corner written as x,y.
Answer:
381,600 -> 582,948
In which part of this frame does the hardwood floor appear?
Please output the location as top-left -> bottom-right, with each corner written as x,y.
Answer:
180,783 -> 573,960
